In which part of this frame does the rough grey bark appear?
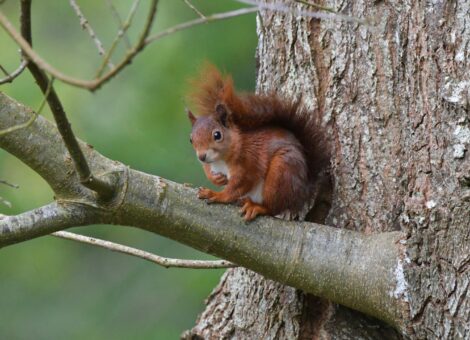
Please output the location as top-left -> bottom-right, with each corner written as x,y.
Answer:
186,1 -> 469,339
182,269 -> 306,339
183,268 -> 402,340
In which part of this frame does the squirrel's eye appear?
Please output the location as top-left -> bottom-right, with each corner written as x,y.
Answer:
213,130 -> 222,141
189,136 -> 193,144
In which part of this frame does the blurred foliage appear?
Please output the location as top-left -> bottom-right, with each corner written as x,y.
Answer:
0,1 -> 257,338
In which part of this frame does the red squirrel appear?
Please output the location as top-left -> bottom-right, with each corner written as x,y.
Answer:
187,65 -> 329,221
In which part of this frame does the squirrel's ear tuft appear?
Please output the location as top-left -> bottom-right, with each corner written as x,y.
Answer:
187,109 -> 197,126
216,103 -> 228,127
186,63 -> 225,116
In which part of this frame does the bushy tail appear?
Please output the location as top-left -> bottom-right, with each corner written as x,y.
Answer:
188,64 -> 330,183
234,94 -> 330,183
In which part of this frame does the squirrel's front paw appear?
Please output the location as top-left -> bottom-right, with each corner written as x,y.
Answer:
212,173 -> 228,186
198,187 -> 217,202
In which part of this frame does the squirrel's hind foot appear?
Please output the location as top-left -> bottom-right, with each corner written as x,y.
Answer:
240,199 -> 269,221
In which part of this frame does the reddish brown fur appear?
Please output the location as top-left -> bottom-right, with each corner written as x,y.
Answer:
188,64 -> 329,220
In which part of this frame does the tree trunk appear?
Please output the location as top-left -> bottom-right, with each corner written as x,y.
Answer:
184,1 -> 469,339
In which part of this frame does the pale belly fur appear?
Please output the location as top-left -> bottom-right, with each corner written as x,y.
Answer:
210,160 -> 264,204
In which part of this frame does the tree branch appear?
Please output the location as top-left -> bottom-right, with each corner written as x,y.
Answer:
144,7 -> 258,45
0,92 -> 407,331
52,231 -> 235,269
19,0 -> 115,198
0,202 -> 101,245
0,91 -> 117,198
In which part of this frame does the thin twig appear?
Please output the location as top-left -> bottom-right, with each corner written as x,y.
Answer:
104,0 -> 132,48
236,0 -> 372,26
145,7 -> 258,45
69,0 -> 114,69
0,180 -> 19,189
52,231 -> 235,269
183,0 -> 206,19
0,196 -> 12,208
0,64 -> 9,76
0,180 -> 17,209
0,0 -> 158,91
95,0 -> 141,78
18,0 -> 115,198
0,76 -> 54,136
293,0 -> 337,13
0,59 -> 28,84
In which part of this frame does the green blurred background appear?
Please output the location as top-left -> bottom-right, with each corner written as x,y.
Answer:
0,1 -> 256,338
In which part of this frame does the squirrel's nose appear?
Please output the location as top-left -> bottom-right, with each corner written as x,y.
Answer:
198,153 -> 207,162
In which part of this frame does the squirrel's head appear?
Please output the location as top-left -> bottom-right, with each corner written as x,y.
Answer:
187,104 -> 233,163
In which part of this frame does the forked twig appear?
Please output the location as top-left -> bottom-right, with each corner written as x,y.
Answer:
104,0 -> 132,48
0,59 -> 28,84
0,76 -> 54,136
52,231 -> 235,269
183,0 -> 206,19
95,0 -> 141,78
